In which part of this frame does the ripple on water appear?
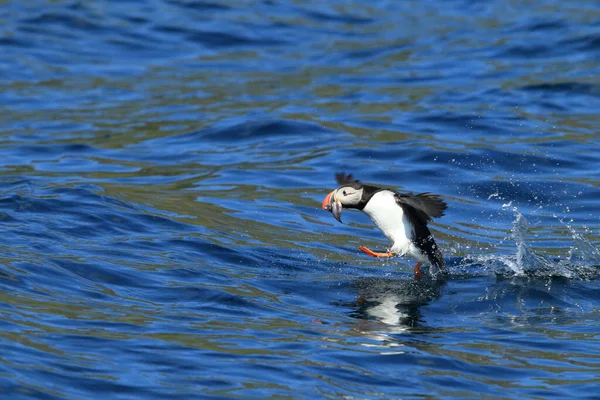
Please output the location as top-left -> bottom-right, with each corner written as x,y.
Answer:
1,0 -> 600,398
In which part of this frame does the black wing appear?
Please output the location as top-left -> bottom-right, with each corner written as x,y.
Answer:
335,172 -> 361,186
395,192 -> 447,270
395,193 -> 447,226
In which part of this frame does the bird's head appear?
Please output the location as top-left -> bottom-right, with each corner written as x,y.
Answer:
321,173 -> 376,223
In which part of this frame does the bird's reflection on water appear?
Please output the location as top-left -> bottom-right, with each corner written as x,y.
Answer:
345,276 -> 446,350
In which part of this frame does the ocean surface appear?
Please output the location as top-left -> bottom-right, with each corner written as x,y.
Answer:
1,0 -> 600,398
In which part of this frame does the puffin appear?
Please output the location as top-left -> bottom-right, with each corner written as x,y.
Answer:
322,173 -> 448,278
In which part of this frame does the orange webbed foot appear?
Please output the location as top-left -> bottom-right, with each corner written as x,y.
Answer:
358,246 -> 394,258
413,262 -> 424,280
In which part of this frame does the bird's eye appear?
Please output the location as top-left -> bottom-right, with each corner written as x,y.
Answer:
343,190 -> 348,196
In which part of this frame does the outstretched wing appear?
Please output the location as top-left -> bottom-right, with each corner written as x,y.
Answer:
395,192 -> 447,269
335,172 -> 361,186
395,192 -> 447,225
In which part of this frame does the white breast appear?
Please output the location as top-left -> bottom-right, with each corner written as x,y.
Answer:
362,191 -> 423,260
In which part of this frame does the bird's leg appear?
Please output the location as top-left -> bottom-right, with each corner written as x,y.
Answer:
413,262 -> 424,280
358,246 -> 394,258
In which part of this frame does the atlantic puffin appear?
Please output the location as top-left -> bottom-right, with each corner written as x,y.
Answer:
322,173 -> 448,278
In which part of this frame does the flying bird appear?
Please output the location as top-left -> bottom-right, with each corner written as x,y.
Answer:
322,173 -> 447,278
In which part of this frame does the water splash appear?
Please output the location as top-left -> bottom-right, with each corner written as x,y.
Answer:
559,217 -> 600,267
460,209 -> 600,280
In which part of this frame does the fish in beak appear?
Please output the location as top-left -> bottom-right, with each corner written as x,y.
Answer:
322,190 -> 343,223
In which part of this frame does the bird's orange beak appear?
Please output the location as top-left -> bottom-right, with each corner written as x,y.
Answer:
322,190 -> 335,210
322,190 -> 343,223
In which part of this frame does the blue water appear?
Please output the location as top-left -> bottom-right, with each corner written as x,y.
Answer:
1,0 -> 600,398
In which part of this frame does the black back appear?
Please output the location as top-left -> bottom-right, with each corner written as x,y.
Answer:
397,198 -> 446,270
